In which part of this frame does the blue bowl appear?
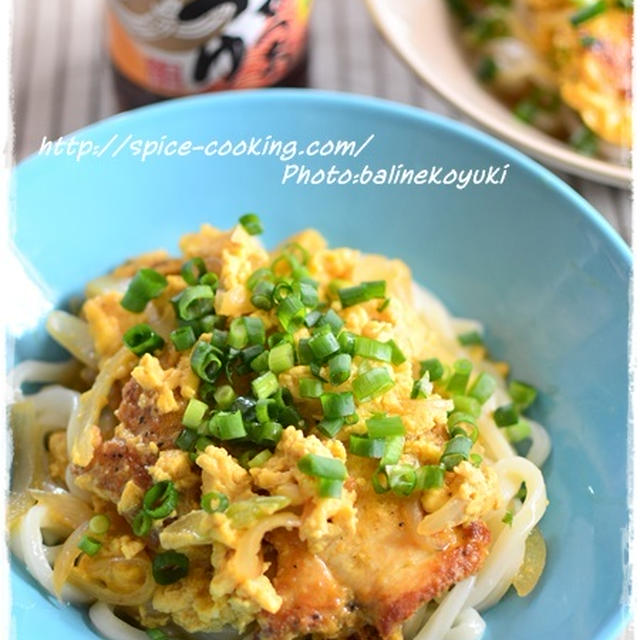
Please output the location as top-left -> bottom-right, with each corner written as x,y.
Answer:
10,90 -> 630,640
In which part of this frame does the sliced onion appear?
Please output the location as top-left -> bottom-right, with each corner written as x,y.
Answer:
417,499 -> 466,537
52,520 -> 89,597
46,310 -> 98,368
512,527 -> 547,597
29,489 -> 93,530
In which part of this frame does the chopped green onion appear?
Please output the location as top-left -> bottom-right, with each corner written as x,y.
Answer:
277,295 -> 306,331
477,55 -> 497,82
248,450 -> 273,468
77,535 -> 102,556
210,410 -> 246,440
317,478 -> 344,498
320,392 -> 355,419
509,380 -> 538,409
175,428 -> 198,451
453,395 -> 482,418
381,435 -> 405,466
470,453 -> 483,467
458,330 -> 484,346
239,213 -> 263,235
353,336 -> 392,362
180,257 -> 206,286
570,125 -> 598,156
299,377 -> 323,399
494,403 -> 519,427
146,629 -> 168,640
297,338 -> 313,365
251,280 -> 275,311
214,385 -> 236,410
338,331 -> 356,355
244,317 -> 265,345
247,267 -> 273,291
195,436 -> 213,452
296,281 -> 319,307
349,434 -> 387,458
411,376 -> 431,399
416,465 -> 445,489
255,398 -> 277,423
328,353 -> 352,385
176,285 -> 214,322
447,412 -> 479,443
250,351 -> 270,373
199,272 -> 219,290
503,420 -> 532,443
143,481 -> 178,519
210,328 -> 228,349
304,309 -> 323,328
366,414 -> 404,438
377,298 -> 391,312
502,510 -> 514,526
269,342 -> 295,374
318,309 -> 344,334
252,371 -> 280,400
441,435 -> 473,470
352,367 -> 395,402
201,491 -> 229,513
191,341 -> 222,383
420,358 -> 444,381
182,398 -> 208,429
338,280 -> 386,307
252,420 -> 283,445
170,325 -> 196,351
580,34 -> 598,47
123,323 -> 165,356
308,331 -> 341,361
132,511 -> 152,537
89,514 -> 110,535
372,465 -> 390,494
121,268 -> 168,312
446,359 -> 472,395
468,372 -> 496,404
387,464 -> 417,496
152,550 -> 189,585
570,0 -> 606,25
317,418 -> 344,438
228,317 -> 249,349
297,453 -> 347,480
514,99 -> 537,123
386,339 -> 406,365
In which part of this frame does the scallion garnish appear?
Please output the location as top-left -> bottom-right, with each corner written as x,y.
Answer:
176,285 -> 215,322
152,550 -> 189,585
182,398 -> 208,429
352,367 -> 395,402
248,450 -> 273,468
366,414 -> 405,438
338,280 -> 386,307
297,453 -> 347,480
381,435 -> 404,466
209,410 -> 246,440
180,257 -> 207,286
328,353 -> 352,385
453,395 -> 482,418
509,380 -> 538,409
420,358 -> 444,381
77,535 -> 102,556
502,510 -> 514,526
143,481 -> 178,519
320,392 -> 355,419
252,371 -> 280,400
317,477 -> 344,498
448,412 -> 479,443
570,0 -> 606,25
494,403 -> 519,426
132,511 -> 152,537
89,514 -> 110,535
416,465 -> 445,489
146,629 -> 168,640
277,295 -> 306,332
387,464 -> 417,496
268,342 -> 295,374
349,434 -> 387,458
308,331 -> 341,361
239,213 -> 263,235
458,330 -> 484,346
121,268 -> 168,313
201,491 -> 229,514
386,339 -> 406,365
123,323 -> 165,356
468,372 -> 496,404
317,417 -> 344,438
191,340 -> 222,383
170,325 -> 196,351
446,359 -> 472,395
299,377 -> 323,398
440,435 -> 473,470
503,420 -> 532,443
175,428 -> 198,451
353,336 -> 392,362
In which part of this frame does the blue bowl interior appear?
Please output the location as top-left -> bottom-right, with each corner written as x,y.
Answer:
10,90 -> 630,640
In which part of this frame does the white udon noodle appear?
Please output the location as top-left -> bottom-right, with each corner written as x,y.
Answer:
10,282 -> 550,640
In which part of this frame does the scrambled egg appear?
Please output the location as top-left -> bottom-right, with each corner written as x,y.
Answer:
67,223 -> 505,638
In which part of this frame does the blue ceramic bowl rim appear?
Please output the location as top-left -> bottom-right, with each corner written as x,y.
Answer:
12,88 -> 632,639
15,88 -> 632,271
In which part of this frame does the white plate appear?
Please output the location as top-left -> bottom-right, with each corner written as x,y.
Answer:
365,0 -> 631,188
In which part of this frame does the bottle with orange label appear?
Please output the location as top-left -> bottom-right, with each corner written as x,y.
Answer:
107,0 -> 313,110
